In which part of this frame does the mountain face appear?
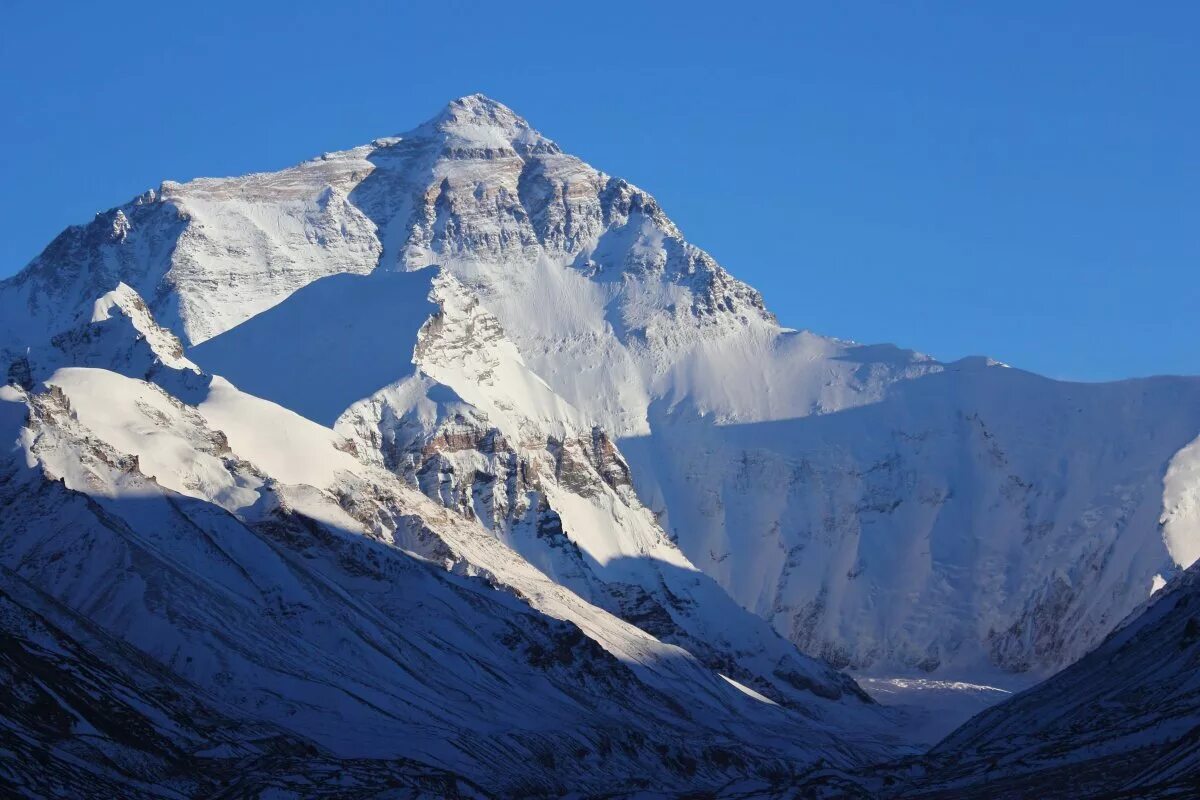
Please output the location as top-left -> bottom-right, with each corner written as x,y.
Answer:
2,94 -> 1199,796
807,560 -> 1200,799
912,560 -> 1200,798
0,554 -> 490,800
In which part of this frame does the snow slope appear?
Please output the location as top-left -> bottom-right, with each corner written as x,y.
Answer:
624,364 -> 1200,678
0,559 -> 488,800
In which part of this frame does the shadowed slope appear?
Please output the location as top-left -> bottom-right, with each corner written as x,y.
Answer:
190,270 -> 437,425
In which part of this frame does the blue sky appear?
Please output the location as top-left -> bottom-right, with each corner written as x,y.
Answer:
2,1 -> 1196,380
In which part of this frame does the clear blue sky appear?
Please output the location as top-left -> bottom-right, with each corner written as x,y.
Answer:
2,1 -> 1196,381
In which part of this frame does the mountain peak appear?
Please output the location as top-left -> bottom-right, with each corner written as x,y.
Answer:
409,93 -> 553,152
445,92 -> 517,117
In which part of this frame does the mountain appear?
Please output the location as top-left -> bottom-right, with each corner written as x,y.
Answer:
0,96 -> 908,797
2,94 -> 1199,796
798,561 -> 1200,798
0,556 -> 489,800
912,559 -> 1200,798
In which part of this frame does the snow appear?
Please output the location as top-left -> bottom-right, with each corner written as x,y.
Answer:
921,560 -> 1200,795
90,287 -> 126,323
189,269 -> 437,426
413,271 -> 590,440
37,367 -> 371,513
83,282 -> 199,372
158,168 -> 383,346
539,478 -> 691,574
44,367 -> 259,509
1161,431 -> 1200,568
0,384 -> 28,464
858,676 -> 1019,746
1,362 -> 908,792
622,367 -> 1200,677
196,375 -> 365,489
719,674 -> 780,706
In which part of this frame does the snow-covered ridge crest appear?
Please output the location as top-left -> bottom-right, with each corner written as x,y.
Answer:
87,282 -> 197,370
0,94 -> 776,355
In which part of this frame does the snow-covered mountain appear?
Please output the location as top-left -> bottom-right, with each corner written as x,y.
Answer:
0,95 -> 911,797
750,561 -> 1200,798
3,94 -> 1200,795
913,559 -> 1200,797
803,560 -> 1200,799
